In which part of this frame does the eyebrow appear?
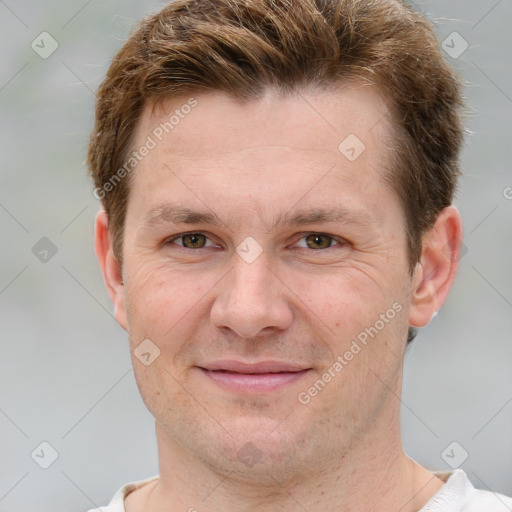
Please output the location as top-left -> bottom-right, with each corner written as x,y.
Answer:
141,203 -> 375,232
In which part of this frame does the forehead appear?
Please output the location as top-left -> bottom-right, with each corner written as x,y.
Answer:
134,83 -> 392,158
126,84 -> 398,229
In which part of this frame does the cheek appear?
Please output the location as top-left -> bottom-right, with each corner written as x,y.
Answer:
294,269 -> 410,399
124,262 -> 208,330
295,268 -> 401,339
131,354 -> 202,442
123,256 -> 408,357
123,265 -> 202,414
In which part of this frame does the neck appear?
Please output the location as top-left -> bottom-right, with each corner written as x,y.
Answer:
142,408 -> 444,512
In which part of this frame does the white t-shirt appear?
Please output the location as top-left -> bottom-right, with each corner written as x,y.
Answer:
87,469 -> 512,512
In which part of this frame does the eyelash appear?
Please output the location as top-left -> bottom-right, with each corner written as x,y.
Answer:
164,232 -> 347,252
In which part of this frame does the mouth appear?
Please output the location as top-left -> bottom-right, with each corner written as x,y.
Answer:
196,360 -> 313,393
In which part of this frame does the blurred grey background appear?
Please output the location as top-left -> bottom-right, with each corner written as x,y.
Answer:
0,1 -> 511,510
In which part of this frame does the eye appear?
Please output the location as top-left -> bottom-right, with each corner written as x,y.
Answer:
295,232 -> 345,250
166,232 -> 216,249
164,231 -> 346,252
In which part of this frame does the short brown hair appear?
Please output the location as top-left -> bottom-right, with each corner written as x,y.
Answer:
87,0 -> 465,280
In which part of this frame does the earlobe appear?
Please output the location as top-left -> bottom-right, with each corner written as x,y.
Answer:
94,209 -> 128,331
408,206 -> 463,328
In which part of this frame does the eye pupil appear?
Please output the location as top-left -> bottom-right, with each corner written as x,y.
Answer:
306,233 -> 331,249
184,233 -> 205,248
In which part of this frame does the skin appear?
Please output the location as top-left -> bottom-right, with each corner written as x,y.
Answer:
95,83 -> 462,511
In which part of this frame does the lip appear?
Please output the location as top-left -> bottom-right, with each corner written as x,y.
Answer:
197,360 -> 312,393
201,360 -> 310,373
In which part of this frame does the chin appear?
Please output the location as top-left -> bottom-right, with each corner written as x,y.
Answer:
200,417 -> 314,480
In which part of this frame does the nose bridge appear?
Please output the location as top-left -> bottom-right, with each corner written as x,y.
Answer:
232,248 -> 273,299
211,247 -> 292,339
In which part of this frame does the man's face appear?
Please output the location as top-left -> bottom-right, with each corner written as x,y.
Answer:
117,85 -> 415,479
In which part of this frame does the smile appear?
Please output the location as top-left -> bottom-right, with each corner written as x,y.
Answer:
197,361 -> 313,393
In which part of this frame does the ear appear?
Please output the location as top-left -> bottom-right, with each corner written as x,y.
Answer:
94,209 -> 128,331
408,206 -> 463,328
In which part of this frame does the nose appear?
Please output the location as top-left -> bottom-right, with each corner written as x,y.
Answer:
210,251 -> 293,339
